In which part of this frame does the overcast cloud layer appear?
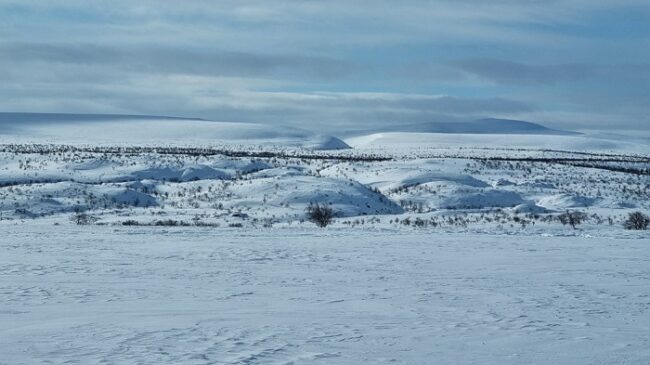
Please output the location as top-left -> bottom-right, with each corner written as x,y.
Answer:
0,0 -> 648,132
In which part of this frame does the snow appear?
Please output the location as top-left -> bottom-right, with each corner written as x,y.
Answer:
537,194 -> 600,209
320,159 -> 490,192
227,175 -> 404,217
0,112 -> 649,363
440,190 -> 525,209
513,201 -> 549,214
1,223 -> 649,364
0,140 -> 647,223
0,113 -> 348,151
304,136 -> 351,150
346,132 -> 649,153
371,117 -> 578,135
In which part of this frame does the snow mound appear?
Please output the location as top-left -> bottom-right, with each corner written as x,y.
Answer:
231,175 -> 403,217
248,166 -> 309,178
276,178 -> 403,216
512,201 -> 549,214
67,159 -> 116,171
211,159 -> 272,173
362,171 -> 490,193
537,194 -> 600,209
398,172 -> 489,190
131,166 -> 230,182
180,165 -> 231,181
305,136 -> 351,150
320,161 -> 489,192
615,200 -> 637,209
441,190 -> 525,209
105,188 -> 157,207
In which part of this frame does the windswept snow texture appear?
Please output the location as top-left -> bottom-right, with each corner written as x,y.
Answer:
1,225 -> 650,364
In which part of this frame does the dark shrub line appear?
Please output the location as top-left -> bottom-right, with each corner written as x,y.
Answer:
0,143 -> 391,162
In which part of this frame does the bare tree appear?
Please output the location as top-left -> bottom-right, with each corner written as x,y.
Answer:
623,211 -> 649,230
558,210 -> 587,229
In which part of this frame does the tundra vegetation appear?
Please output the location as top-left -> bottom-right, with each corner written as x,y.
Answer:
0,143 -> 647,233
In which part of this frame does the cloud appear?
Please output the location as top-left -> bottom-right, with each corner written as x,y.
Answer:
0,42 -> 354,81
0,1 -> 648,131
3,0 -> 644,52
451,59 -> 594,85
0,66 -> 534,131
169,91 -> 532,131
240,92 -> 532,114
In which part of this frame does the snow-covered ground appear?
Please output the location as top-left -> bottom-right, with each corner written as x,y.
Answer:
1,113 -> 649,363
1,223 -> 649,364
345,131 -> 649,154
1,142 -> 646,230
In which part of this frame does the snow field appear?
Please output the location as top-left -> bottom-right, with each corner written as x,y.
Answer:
1,224 -> 649,364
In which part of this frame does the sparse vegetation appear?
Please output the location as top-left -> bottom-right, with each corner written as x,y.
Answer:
623,211 -> 649,230
0,142 -> 647,233
558,210 -> 588,229
306,203 -> 335,228
70,212 -> 98,225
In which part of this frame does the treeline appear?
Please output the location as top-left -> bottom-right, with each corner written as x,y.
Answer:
475,157 -> 650,176
0,143 -> 392,162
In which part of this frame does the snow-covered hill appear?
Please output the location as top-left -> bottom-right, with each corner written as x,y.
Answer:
0,112 -> 647,229
1,113 -> 648,365
4,112 -> 646,154
0,112 -> 350,150
0,142 -> 647,231
344,118 -> 649,154
345,131 -> 648,153
365,118 -> 578,135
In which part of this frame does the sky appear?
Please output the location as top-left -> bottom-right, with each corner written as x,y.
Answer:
0,0 -> 648,133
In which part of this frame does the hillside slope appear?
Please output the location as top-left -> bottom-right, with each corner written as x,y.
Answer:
354,118 -> 578,136
345,132 -> 649,153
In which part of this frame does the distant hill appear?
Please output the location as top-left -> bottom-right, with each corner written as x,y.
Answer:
0,112 -> 350,150
0,112 -> 205,124
368,118 -> 580,136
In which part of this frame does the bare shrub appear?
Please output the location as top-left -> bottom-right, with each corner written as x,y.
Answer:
558,210 -> 587,229
70,213 -> 98,225
623,211 -> 649,230
306,203 -> 335,228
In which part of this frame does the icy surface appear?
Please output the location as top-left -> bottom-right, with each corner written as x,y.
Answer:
1,223 -> 649,364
